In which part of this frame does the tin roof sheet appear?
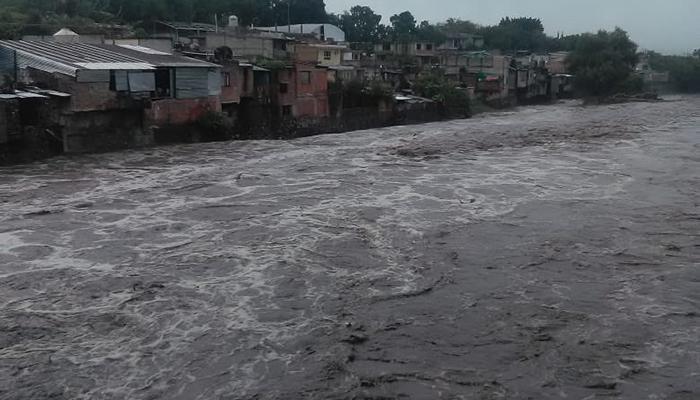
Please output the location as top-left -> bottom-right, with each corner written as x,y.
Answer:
102,45 -> 220,68
157,21 -> 217,32
0,40 -> 154,76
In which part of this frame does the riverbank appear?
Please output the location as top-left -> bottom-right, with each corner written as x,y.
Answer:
0,93 -> 637,168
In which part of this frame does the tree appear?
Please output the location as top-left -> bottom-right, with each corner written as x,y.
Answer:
339,5 -> 382,43
285,0 -> 328,24
648,52 -> 700,92
498,17 -> 544,33
416,20 -> 446,44
438,18 -> 478,34
389,11 -> 416,40
478,16 -> 548,51
567,28 -> 640,96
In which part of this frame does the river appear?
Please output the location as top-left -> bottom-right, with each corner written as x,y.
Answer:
0,98 -> 699,399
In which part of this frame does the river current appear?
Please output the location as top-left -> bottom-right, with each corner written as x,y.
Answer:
1,98 -> 699,399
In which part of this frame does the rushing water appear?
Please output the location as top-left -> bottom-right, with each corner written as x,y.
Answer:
0,98 -> 699,399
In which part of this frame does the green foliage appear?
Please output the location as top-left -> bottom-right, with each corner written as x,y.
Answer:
416,20 -> 446,44
498,17 -> 544,33
477,17 -> 548,52
0,0 -> 330,34
196,110 -> 235,140
389,11 -> 417,41
414,72 -> 470,116
338,6 -> 382,43
648,52 -> 700,92
437,18 -> 478,34
336,79 -> 391,108
567,28 -> 639,97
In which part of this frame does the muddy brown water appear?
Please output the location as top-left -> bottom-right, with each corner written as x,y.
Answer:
0,98 -> 699,399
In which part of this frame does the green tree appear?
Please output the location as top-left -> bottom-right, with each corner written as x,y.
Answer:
389,11 -> 416,40
567,28 -> 640,96
648,52 -> 700,92
478,16 -> 548,51
498,17 -> 544,33
339,5 -> 382,43
437,18 -> 478,34
416,20 -> 446,44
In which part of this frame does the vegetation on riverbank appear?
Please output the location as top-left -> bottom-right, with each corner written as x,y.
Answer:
566,28 -> 641,97
648,53 -> 700,93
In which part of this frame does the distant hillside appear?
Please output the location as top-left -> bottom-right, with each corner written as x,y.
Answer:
0,0 -> 329,38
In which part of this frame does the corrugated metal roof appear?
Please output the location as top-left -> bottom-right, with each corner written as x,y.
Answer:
0,40 -> 154,76
25,88 -> 71,97
0,89 -> 64,100
102,45 -> 220,68
157,21 -> 217,32
14,91 -> 47,98
117,44 -> 171,55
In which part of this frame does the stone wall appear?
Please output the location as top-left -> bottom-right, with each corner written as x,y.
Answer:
62,109 -> 151,153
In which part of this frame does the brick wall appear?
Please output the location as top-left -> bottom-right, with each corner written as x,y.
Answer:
146,96 -> 221,126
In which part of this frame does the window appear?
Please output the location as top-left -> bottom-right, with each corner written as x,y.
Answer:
279,82 -> 288,93
383,43 -> 391,51
223,72 -> 231,87
282,105 -> 292,116
323,51 -> 332,61
416,43 -> 422,50
300,71 -> 312,85
426,43 -> 433,50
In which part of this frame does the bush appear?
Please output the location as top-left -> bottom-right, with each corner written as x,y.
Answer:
196,111 -> 235,141
414,72 -> 470,117
649,53 -> 700,93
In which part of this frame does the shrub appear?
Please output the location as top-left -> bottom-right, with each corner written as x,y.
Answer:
196,111 -> 235,141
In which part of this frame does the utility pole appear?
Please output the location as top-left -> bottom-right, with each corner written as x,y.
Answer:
287,0 -> 291,33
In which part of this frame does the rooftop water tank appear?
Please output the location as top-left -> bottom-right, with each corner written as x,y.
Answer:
228,15 -> 239,29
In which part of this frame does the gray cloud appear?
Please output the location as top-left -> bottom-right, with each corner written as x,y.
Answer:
325,0 -> 700,54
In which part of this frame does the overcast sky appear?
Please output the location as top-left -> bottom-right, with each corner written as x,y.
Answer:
325,0 -> 700,54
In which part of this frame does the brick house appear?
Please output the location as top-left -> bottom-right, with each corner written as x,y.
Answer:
0,40 -> 222,152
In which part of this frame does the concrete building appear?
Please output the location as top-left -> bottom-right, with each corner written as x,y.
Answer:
255,24 -> 346,43
281,43 -> 330,118
439,33 -> 485,51
0,40 -> 222,152
310,43 -> 346,67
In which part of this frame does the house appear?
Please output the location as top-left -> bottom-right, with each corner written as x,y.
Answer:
374,41 -> 440,67
155,20 -> 298,61
439,33 -> 484,51
0,88 -> 70,163
459,52 -> 513,104
636,53 -> 671,92
310,43 -> 347,67
153,21 -> 218,47
0,39 -> 222,153
103,44 -> 223,126
546,52 -> 570,74
204,30 -> 293,60
272,43 -> 329,119
255,24 -> 346,43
